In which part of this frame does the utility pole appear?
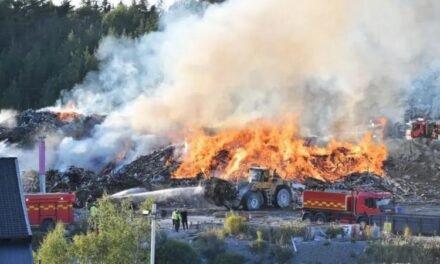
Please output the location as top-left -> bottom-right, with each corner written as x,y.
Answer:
150,203 -> 157,264
38,136 -> 46,193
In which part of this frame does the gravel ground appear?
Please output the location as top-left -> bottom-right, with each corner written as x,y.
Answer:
158,213 -> 369,264
293,240 -> 367,264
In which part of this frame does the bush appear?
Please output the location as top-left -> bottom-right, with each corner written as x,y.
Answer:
214,253 -> 246,264
194,232 -> 226,263
249,230 -> 267,254
156,239 -> 200,264
35,223 -> 72,264
205,227 -> 226,240
224,213 -> 247,236
71,197 -> 150,264
325,224 -> 344,239
273,221 -> 306,245
365,237 -> 440,264
38,196 -> 153,264
403,225 -> 412,239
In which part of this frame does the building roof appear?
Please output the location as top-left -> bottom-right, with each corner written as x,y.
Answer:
0,158 -> 31,240
0,244 -> 33,264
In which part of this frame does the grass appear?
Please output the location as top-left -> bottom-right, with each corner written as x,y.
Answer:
364,236 -> 440,264
325,224 -> 344,239
214,253 -> 246,264
249,230 -> 267,254
272,221 -> 307,245
194,231 -> 226,263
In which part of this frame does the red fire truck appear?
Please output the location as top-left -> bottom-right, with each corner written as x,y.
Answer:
407,118 -> 440,139
302,190 -> 394,225
25,193 -> 75,231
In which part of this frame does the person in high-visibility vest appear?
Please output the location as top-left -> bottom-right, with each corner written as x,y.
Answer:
175,211 -> 182,232
89,204 -> 98,232
171,209 -> 178,231
90,204 -> 98,217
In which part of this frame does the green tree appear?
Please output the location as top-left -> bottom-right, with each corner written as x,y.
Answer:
0,0 -> 160,110
36,196 -> 153,264
72,197 -> 150,264
35,223 -> 73,264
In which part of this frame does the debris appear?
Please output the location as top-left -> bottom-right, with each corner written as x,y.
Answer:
0,109 -> 104,146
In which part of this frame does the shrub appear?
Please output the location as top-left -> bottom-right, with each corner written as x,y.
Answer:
156,239 -> 200,264
403,225 -> 412,239
205,227 -> 226,240
325,224 -> 344,239
194,232 -> 226,263
72,197 -> 149,264
249,230 -> 267,254
224,213 -> 247,236
35,196 -> 154,264
365,237 -> 440,264
273,221 -> 306,245
214,253 -> 246,264
35,223 -> 72,264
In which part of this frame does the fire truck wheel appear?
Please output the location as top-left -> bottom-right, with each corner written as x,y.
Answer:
314,213 -> 328,223
302,213 -> 313,223
245,191 -> 263,210
275,188 -> 292,208
42,218 -> 55,232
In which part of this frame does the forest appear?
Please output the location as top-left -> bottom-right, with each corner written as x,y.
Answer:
0,0 -> 223,110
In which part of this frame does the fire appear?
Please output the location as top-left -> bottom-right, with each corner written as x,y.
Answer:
369,117 -> 388,139
53,100 -> 81,123
55,112 -> 81,123
173,116 -> 387,182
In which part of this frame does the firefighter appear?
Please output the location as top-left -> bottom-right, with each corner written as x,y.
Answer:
171,209 -> 178,231
90,203 -> 98,217
181,210 -> 188,230
89,203 -> 98,232
175,210 -> 182,232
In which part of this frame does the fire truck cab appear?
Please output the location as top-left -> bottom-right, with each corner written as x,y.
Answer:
302,190 -> 394,225
408,118 -> 440,139
25,193 -> 75,231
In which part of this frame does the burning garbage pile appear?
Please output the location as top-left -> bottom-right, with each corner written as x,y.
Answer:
13,111 -> 440,207
173,117 -> 387,182
0,109 -> 104,147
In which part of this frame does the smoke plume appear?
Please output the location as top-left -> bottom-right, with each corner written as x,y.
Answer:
67,0 -> 440,136
5,0 -> 440,172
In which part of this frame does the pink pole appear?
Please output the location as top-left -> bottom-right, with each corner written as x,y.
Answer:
39,136 -> 46,193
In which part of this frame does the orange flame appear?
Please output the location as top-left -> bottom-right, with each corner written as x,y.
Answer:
173,116 -> 387,182
55,112 -> 81,123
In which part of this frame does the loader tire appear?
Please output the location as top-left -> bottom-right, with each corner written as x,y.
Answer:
244,191 -> 263,211
275,187 -> 292,208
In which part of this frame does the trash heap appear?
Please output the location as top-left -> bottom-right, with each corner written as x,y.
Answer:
384,138 -> 440,202
0,109 -> 104,146
7,107 -> 439,207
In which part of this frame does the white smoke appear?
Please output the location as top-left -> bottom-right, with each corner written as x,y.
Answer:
5,0 -> 440,172
67,0 -> 440,134
0,110 -> 17,128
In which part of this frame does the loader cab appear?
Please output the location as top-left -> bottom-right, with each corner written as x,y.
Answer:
249,167 -> 270,183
